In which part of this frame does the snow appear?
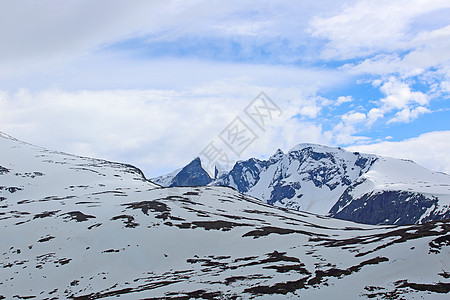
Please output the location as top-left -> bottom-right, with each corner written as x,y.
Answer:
154,142 -> 450,225
240,144 -> 377,215
340,157 -> 450,221
288,143 -> 338,153
151,167 -> 182,186
1,132 -> 449,299
363,157 -> 450,195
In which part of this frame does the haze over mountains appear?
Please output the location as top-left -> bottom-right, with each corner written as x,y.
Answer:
153,144 -> 450,226
1,132 -> 449,299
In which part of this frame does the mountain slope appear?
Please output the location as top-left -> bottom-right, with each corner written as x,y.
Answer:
154,144 -> 450,225
152,157 -> 217,187
1,132 -> 449,299
0,131 -> 158,198
214,144 -> 378,215
168,157 -> 213,187
329,156 -> 450,225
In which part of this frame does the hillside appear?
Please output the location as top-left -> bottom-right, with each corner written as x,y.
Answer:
1,132 -> 449,299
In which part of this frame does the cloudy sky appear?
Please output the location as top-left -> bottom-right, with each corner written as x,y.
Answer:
1,0 -> 449,177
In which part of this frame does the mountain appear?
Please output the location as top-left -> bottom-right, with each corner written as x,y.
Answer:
1,132 -> 449,299
153,157 -> 213,187
153,144 -> 450,225
329,156 -> 450,225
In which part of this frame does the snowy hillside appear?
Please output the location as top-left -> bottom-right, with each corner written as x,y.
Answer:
0,132 -> 158,197
329,156 -> 450,225
154,144 -> 450,225
1,132 -> 449,299
151,167 -> 181,187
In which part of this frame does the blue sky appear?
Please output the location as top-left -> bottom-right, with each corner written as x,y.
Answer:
0,0 -> 449,176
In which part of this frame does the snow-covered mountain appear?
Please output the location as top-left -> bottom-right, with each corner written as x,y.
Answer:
153,144 -> 450,225
330,156 -> 450,225
153,157 -> 213,187
1,132 -> 449,299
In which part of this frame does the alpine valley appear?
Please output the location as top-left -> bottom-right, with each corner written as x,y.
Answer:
1,132 -> 449,299
153,144 -> 450,226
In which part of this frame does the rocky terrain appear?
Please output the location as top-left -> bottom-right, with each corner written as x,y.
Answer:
154,144 -> 450,225
1,132 -> 449,299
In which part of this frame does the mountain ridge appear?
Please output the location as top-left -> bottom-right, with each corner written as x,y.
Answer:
1,132 -> 449,299
152,143 -> 450,225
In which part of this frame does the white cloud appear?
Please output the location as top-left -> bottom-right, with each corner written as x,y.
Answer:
0,1 -> 168,74
341,111 -> 366,124
367,108 -> 384,126
346,131 -> 450,174
0,0 -> 344,83
295,96 -> 338,119
311,0 -> 450,112
0,88 -> 242,177
387,106 -> 431,124
298,106 -> 321,119
325,111 -> 369,145
309,0 -> 450,60
379,77 -> 428,110
326,123 -> 370,145
0,82 -> 339,177
349,25 -> 450,77
364,77 -> 431,126
0,0 -> 448,176
335,95 -> 353,106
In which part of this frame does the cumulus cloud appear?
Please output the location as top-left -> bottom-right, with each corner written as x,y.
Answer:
367,108 -> 384,126
365,77 -> 431,126
325,111 -> 369,145
323,75 -> 433,142
297,98 -> 324,119
335,96 -> 353,106
379,77 -> 428,110
311,0 -> 449,120
387,106 -> 431,124
341,111 -> 366,124
346,131 -> 450,174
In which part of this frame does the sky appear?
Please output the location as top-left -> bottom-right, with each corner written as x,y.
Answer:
0,0 -> 449,177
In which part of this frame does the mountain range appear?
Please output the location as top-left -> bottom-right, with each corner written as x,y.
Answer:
152,144 -> 450,225
1,132 -> 449,299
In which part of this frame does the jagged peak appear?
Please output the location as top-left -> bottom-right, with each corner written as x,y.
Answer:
269,148 -> 284,160
188,156 -> 202,166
